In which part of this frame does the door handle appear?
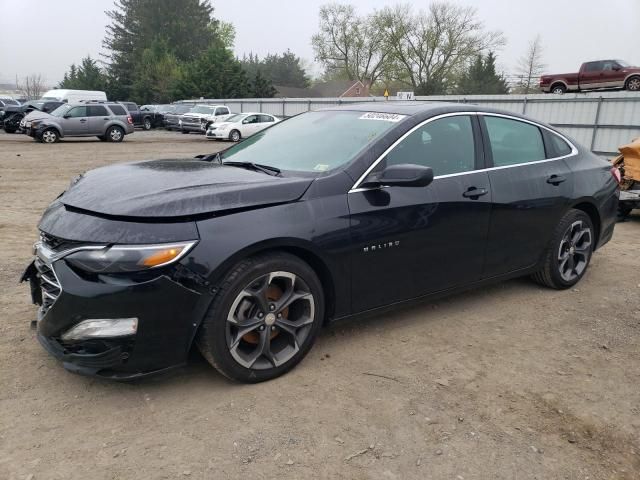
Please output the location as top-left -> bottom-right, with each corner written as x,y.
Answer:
462,187 -> 489,199
546,174 -> 566,185
80,119 -> 87,122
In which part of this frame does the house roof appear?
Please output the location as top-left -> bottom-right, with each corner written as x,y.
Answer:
274,80 -> 367,98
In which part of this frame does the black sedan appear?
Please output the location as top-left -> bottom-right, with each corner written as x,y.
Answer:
23,103 -> 620,383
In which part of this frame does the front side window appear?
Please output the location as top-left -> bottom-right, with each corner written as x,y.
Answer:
222,110 -> 399,173
66,106 -> 87,118
243,115 -> 259,124
602,61 -> 616,71
384,115 -> 476,176
484,116 -> 546,166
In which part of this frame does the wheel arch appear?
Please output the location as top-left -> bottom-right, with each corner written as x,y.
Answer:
570,200 -> 601,248
207,238 -> 337,324
42,124 -> 63,138
550,80 -> 568,91
624,73 -> 640,88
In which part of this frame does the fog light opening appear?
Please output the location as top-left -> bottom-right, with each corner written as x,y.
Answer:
60,318 -> 138,342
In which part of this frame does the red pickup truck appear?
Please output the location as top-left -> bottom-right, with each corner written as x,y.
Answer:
540,60 -> 640,94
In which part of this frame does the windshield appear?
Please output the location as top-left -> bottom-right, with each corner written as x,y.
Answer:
191,106 -> 215,114
616,60 -> 630,67
222,110 -> 403,173
174,105 -> 193,114
50,104 -> 73,117
224,114 -> 246,123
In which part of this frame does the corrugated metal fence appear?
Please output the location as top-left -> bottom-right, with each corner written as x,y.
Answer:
181,91 -> 640,156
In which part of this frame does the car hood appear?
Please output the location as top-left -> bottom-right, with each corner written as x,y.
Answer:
59,158 -> 313,218
24,111 -> 53,122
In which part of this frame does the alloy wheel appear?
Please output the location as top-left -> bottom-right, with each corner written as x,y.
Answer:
557,220 -> 592,282
42,130 -> 57,143
628,78 -> 640,91
144,118 -> 151,130
110,128 -> 123,141
230,131 -> 240,142
226,271 -> 315,370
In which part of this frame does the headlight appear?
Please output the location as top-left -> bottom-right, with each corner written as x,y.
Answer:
65,241 -> 197,273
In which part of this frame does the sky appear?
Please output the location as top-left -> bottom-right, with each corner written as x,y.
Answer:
0,0 -> 638,87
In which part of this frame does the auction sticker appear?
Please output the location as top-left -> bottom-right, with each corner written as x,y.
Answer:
358,112 -> 406,122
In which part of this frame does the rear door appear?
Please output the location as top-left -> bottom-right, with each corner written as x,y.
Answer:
87,105 -> 109,134
348,114 -> 492,311
257,114 -> 276,132
480,114 -> 574,278
61,106 -> 89,135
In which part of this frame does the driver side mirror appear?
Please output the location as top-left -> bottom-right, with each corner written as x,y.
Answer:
63,114 -> 71,118
612,65 -> 621,71
360,164 -> 434,189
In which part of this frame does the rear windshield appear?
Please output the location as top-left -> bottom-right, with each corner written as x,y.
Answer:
107,104 -> 127,115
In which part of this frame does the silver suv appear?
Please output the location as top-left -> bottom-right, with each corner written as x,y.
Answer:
24,101 -> 135,143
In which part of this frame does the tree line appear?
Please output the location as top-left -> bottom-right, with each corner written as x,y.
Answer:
57,0 -> 545,103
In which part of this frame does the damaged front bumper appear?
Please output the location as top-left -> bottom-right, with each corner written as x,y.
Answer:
22,244 -> 207,380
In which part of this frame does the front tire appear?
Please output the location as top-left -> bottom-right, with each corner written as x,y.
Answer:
143,117 -> 152,130
40,128 -> 59,144
229,129 -> 241,142
196,252 -> 325,383
106,126 -> 124,142
625,76 -> 640,92
531,209 -> 594,289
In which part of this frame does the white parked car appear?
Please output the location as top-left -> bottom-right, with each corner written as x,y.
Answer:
179,104 -> 233,134
205,112 -> 280,142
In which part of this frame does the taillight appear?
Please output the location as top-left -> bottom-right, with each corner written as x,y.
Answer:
127,116 -> 133,125
610,166 -> 622,184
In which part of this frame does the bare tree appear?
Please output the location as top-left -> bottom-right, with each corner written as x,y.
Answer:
311,4 -> 389,86
16,74 -> 46,99
376,3 -> 504,94
514,35 -> 546,94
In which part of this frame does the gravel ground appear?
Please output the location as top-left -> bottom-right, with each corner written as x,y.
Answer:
1,130 -> 639,480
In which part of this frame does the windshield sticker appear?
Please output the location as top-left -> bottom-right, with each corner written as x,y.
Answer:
313,164 -> 330,172
358,112 -> 406,122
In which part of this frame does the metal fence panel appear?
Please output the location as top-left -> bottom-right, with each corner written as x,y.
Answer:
179,93 -> 640,155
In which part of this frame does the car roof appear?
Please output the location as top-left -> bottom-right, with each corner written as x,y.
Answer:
321,101 -> 483,115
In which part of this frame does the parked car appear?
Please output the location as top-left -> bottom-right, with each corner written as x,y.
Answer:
179,104 -> 232,134
24,101 -> 134,143
540,60 -> 640,94
2,100 -> 64,134
40,89 -> 108,103
22,103 -> 619,382
163,104 -> 194,131
206,112 -> 280,142
121,101 -> 162,130
0,97 -> 21,129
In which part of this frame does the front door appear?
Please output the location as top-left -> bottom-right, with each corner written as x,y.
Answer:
61,106 -> 89,135
348,114 -> 492,312
480,114 -> 574,277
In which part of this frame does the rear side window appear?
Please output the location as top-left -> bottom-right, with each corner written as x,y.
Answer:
385,115 -> 476,176
583,62 -> 602,72
484,116 -> 546,167
259,115 -> 275,123
88,105 -> 108,116
107,104 -> 127,115
549,133 -> 572,156
215,107 -> 229,116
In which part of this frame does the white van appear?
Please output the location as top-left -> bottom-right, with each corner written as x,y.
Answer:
40,89 -> 107,103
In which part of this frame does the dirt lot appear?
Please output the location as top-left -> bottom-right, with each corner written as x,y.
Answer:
1,131 -> 639,480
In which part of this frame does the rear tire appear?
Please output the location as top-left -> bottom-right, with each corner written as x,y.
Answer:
531,209 -> 594,289
551,83 -> 567,94
106,126 -> 124,142
196,252 -> 324,383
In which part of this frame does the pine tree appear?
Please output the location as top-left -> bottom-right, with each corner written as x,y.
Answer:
252,70 -> 277,98
103,0 -> 219,99
456,52 -> 509,95
131,40 -> 182,104
58,57 -> 107,91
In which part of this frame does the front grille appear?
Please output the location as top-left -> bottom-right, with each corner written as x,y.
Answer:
34,257 -> 61,317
